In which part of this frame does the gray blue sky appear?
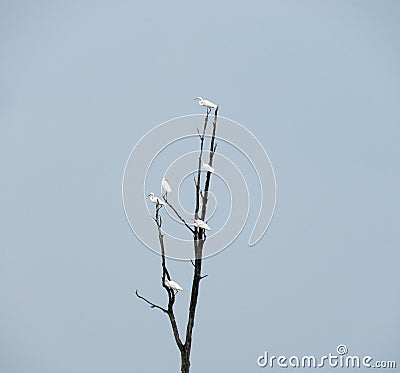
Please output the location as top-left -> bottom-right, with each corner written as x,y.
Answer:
1,1 -> 399,372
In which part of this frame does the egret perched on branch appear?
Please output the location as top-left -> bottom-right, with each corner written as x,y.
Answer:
202,162 -> 214,173
148,192 -> 165,206
194,97 -> 218,109
193,218 -> 211,231
165,279 -> 183,292
161,177 -> 172,193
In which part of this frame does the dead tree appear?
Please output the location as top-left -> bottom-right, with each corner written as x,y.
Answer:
136,107 -> 219,373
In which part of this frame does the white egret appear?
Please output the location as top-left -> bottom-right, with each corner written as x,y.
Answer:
161,177 -> 172,193
165,279 -> 183,291
148,192 -> 165,206
193,218 -> 211,231
202,162 -> 214,173
194,97 -> 218,109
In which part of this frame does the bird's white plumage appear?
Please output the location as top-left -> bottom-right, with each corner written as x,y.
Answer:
161,177 -> 172,193
202,162 -> 214,173
193,218 -> 211,231
194,97 -> 218,109
165,279 -> 183,291
148,192 -> 165,205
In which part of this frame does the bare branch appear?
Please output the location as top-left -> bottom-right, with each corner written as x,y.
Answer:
168,310 -> 184,352
183,107 -> 219,366
194,111 -> 210,220
200,106 -> 219,221
163,198 -> 195,234
135,290 -> 168,313
152,204 -> 185,352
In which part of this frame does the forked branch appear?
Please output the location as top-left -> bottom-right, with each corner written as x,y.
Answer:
136,105 -> 219,373
182,107 -> 219,371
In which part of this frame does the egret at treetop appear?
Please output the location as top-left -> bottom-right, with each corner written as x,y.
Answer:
148,192 -> 165,206
202,162 -> 214,173
193,218 -> 211,231
161,178 -> 172,193
194,97 -> 218,109
165,279 -> 183,291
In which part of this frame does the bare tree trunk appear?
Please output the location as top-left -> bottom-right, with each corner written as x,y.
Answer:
136,107 -> 219,373
180,349 -> 190,373
181,107 -> 218,372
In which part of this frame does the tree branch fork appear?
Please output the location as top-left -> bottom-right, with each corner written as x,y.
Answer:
135,107 -> 218,372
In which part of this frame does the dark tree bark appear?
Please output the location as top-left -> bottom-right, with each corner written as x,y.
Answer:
136,107 -> 219,373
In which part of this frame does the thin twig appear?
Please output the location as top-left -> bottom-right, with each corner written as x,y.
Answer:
196,128 -> 202,139
135,290 -> 168,313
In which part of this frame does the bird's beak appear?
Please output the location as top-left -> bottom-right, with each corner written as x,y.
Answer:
193,97 -> 199,100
